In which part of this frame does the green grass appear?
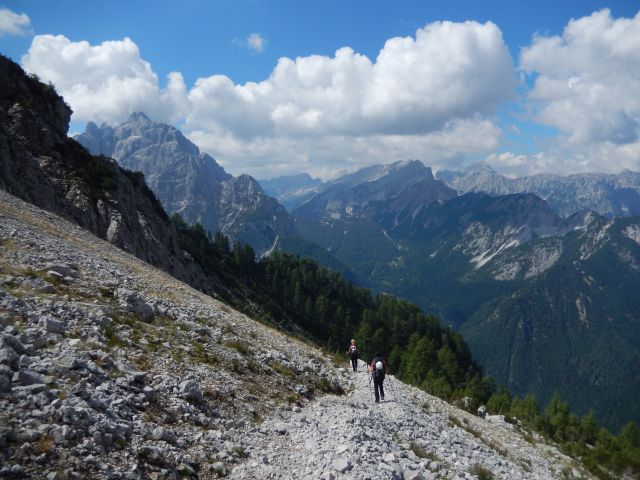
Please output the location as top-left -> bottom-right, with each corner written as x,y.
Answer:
469,464 -> 494,480
270,361 -> 296,378
410,442 -> 441,462
449,415 -> 482,439
224,340 -> 251,356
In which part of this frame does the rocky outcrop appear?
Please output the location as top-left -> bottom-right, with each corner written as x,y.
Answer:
0,55 -> 215,293
76,113 -> 295,255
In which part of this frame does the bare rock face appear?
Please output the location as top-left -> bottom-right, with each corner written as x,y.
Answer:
76,112 -> 295,255
0,54 -> 214,293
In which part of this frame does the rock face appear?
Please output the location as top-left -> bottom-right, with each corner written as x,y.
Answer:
0,190 -> 589,478
76,113 -> 295,255
438,162 -> 640,218
0,55 -> 213,293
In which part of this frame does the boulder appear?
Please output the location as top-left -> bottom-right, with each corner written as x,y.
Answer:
178,380 -> 202,401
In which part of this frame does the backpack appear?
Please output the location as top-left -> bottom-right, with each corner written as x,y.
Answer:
349,345 -> 358,359
372,357 -> 385,380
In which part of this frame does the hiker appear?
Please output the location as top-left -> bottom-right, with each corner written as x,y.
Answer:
369,352 -> 387,403
347,339 -> 358,372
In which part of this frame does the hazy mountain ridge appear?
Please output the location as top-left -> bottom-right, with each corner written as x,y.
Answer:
76,113 -> 295,255
259,173 -> 324,211
438,163 -> 640,218
294,160 -> 457,222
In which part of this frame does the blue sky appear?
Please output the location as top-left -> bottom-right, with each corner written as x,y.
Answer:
1,1 -> 639,179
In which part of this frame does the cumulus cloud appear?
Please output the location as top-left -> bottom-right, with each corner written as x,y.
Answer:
519,9 -> 640,173
22,35 -> 187,125
0,7 -> 31,37
21,20 -> 515,177
246,33 -> 266,52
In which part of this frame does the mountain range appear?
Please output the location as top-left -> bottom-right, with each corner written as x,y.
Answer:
437,163 -> 640,218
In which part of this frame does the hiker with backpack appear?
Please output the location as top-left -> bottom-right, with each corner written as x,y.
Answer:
347,339 -> 359,372
369,352 -> 387,403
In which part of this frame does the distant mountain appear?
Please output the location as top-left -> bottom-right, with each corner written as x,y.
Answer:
76,113 -> 295,255
438,163 -> 640,218
259,173 -> 323,211
293,159 -> 640,430
294,160 -> 457,222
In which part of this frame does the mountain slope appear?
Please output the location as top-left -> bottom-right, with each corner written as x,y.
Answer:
76,113 -> 295,255
460,216 -> 640,430
438,163 -> 640,218
0,190 -> 589,479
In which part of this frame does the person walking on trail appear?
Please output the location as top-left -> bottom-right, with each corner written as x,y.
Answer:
369,352 -> 387,403
347,339 -> 359,372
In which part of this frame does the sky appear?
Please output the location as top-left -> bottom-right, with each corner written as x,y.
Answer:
1,1 -> 639,180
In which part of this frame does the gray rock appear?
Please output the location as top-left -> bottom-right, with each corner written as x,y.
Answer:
0,427 -> 16,448
116,288 -> 155,321
334,458 -> 352,473
0,345 -> 18,369
178,380 -> 202,401
44,317 -> 65,335
47,264 -> 78,278
138,445 -> 165,466
13,369 -> 45,385
0,372 -> 11,393
1,335 -> 27,355
210,462 -> 226,475
404,470 -> 424,480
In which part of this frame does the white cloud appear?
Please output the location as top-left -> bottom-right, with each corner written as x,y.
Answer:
21,20 -> 515,177
246,33 -> 266,52
518,9 -> 640,173
21,35 -> 187,125
0,7 -> 31,37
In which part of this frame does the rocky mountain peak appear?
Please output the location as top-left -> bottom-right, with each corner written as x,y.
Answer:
127,111 -> 151,123
75,113 -> 294,255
